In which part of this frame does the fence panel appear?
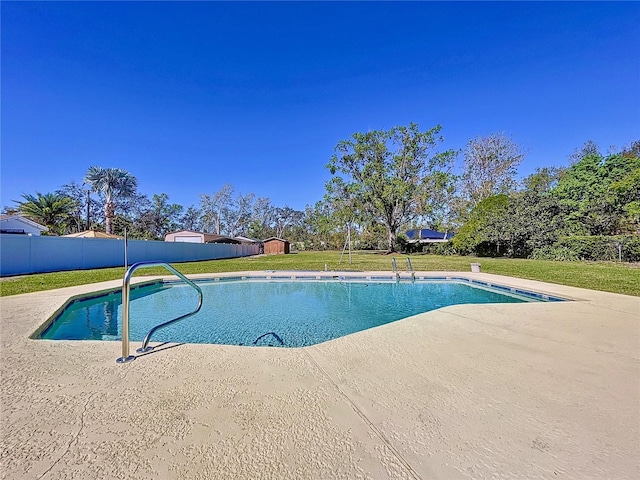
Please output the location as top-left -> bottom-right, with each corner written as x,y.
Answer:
0,235 -> 259,276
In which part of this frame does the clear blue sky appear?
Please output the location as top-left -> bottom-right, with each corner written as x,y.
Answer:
2,1 -> 639,212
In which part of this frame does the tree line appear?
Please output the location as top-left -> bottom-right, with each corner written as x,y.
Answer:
451,141 -> 640,260
321,125 -> 638,259
6,124 -> 639,260
6,174 -> 309,242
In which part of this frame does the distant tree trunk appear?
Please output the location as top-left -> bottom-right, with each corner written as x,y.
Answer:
387,229 -> 396,253
105,201 -> 115,234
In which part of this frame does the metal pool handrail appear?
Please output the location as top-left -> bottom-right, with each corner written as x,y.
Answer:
116,261 -> 203,364
407,257 -> 415,280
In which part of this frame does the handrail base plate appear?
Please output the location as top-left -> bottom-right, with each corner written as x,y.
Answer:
116,355 -> 136,364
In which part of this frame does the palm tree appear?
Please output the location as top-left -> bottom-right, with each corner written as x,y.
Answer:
16,192 -> 76,235
84,166 -> 138,234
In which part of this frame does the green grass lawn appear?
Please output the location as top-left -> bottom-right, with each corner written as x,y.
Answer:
1,251 -> 638,297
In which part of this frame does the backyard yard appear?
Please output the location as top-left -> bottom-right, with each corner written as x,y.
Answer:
1,251 -> 638,297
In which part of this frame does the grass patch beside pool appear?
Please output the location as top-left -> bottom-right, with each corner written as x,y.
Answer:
1,251 -> 638,297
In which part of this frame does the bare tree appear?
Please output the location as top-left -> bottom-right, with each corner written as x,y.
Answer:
180,205 -> 202,231
58,180 -> 103,232
273,206 -> 304,238
199,184 -> 256,236
249,197 -> 275,239
199,184 -> 233,234
569,140 -> 600,164
461,132 -> 525,207
224,192 -> 255,237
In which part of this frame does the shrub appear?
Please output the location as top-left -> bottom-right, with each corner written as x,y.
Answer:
552,235 -> 640,262
624,236 -> 640,261
418,241 -> 457,256
395,234 -> 410,253
529,246 -> 580,261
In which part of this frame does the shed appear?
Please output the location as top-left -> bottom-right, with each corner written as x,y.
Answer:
165,230 -> 239,244
0,215 -> 48,236
263,237 -> 290,255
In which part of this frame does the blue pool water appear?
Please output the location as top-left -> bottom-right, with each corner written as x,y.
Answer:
39,279 -> 556,347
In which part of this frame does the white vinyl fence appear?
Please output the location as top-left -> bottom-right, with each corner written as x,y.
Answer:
0,235 -> 259,277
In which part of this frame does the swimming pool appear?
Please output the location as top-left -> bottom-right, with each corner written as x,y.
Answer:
37,276 -> 564,348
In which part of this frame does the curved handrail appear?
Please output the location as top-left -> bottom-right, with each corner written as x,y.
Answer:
117,261 -> 203,364
391,257 -> 400,281
407,257 -> 415,280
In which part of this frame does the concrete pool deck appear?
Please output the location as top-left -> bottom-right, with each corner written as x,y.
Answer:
1,271 -> 638,479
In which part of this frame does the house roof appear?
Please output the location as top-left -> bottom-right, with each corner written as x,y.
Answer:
0,214 -> 48,232
405,228 -> 452,241
63,230 -> 123,239
166,229 -> 205,236
165,230 -> 247,244
233,235 -> 259,244
204,235 -> 241,244
262,237 -> 289,243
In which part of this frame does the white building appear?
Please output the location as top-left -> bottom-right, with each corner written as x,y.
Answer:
164,230 -> 240,244
0,215 -> 48,236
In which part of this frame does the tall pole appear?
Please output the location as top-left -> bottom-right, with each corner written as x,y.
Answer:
339,222 -> 353,265
86,189 -> 91,230
348,223 -> 352,264
124,227 -> 128,270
